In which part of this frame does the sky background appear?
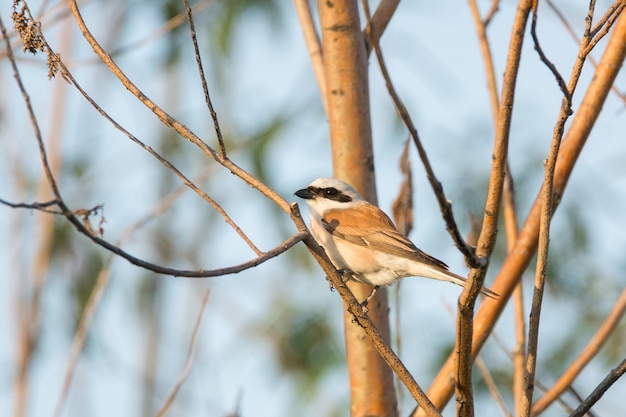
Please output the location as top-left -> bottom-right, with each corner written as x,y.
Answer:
1,1 -> 625,416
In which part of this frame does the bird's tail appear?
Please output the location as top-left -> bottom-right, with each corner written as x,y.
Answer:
420,266 -> 498,299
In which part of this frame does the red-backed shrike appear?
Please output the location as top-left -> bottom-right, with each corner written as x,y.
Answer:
295,177 -> 497,301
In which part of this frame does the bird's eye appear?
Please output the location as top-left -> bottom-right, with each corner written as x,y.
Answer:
324,187 -> 339,197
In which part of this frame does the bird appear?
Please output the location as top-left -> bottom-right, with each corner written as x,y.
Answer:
295,177 -> 497,303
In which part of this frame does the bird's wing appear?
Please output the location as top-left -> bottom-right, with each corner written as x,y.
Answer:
322,204 -> 449,270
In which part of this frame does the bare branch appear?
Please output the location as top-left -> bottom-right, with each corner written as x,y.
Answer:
589,0 -> 626,37
66,0 -> 291,214
569,357 -> 626,417
483,0 -> 501,27
532,288 -> 626,414
547,0 -> 626,105
475,356 -> 512,417
293,0 -> 328,114
455,0 -> 535,413
0,198 -> 61,213
362,0 -> 484,270
155,290 -> 211,417
583,1 -> 626,56
469,0 -> 500,122
182,0 -> 227,158
363,0 -> 400,55
530,2 -> 572,103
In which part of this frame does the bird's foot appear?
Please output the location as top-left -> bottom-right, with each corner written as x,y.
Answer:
357,286 -> 380,314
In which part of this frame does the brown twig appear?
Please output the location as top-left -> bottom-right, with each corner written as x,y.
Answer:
6,1 -> 316,278
155,289 -> 211,417
66,0 -> 291,214
532,288 -> 626,414
530,1 -> 572,102
475,356 -> 512,417
455,0 -> 535,413
519,2 -> 589,414
363,0 -> 400,55
469,0 -> 500,122
362,0 -> 483,270
293,0 -> 327,114
505,172 -> 527,417
182,0 -> 227,158
589,0 -> 626,38
583,1 -> 626,56
483,0 -> 501,27
569,357 -> 626,417
546,0 -> 626,106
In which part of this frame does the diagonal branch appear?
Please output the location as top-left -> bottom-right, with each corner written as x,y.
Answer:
182,0 -> 227,158
532,288 -> 626,414
155,290 -> 211,417
362,1 -> 483,270
66,0 -> 291,214
569,357 -> 626,417
363,0 -> 400,55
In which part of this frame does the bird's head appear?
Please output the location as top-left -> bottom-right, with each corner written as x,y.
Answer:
295,177 -> 364,215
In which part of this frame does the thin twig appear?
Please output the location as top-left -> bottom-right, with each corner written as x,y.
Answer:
469,0 -> 500,123
483,0 -> 501,27
569,357 -> 626,417
546,0 -> 626,106
455,0 -> 535,413
520,1 -> 597,412
293,0 -> 327,114
182,0 -> 227,158
363,0 -> 400,55
155,289 -> 211,417
66,0 -> 291,214
0,198 -> 61,213
361,0 -> 483,269
583,1 -> 626,56
589,0 -> 626,37
475,356 -> 512,417
530,1 -> 572,102
532,288 -> 626,414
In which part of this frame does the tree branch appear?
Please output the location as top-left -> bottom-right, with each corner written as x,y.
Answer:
293,0 -> 328,114
362,0 -> 483,270
532,288 -> 626,414
182,0 -> 227,158
155,290 -> 211,417
569,357 -> 626,417
363,0 -> 400,55
454,0 -> 534,414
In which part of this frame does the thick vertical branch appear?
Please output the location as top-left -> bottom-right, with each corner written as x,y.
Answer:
317,1 -> 397,416
454,0 -> 533,415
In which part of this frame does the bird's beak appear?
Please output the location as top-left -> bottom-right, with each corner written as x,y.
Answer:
295,187 -> 315,200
